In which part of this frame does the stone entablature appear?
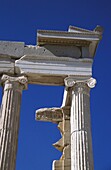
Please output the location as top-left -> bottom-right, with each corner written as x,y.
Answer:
0,25 -> 103,170
0,26 -> 102,85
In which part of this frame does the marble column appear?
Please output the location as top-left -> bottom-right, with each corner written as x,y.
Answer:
64,77 -> 96,170
0,74 -> 27,170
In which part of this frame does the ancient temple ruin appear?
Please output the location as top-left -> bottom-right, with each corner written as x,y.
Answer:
0,25 -> 103,170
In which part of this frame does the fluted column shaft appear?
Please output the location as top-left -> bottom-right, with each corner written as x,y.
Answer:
71,83 -> 93,170
65,77 -> 96,170
0,75 -> 27,170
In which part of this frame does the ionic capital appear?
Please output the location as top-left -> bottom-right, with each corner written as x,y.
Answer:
1,74 -> 28,90
64,76 -> 96,88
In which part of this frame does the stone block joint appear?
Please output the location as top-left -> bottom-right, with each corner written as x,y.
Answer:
0,25 -> 103,170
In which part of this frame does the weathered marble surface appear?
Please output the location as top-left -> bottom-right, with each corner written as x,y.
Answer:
0,41 -> 24,58
0,56 -> 14,74
0,25 -> 103,170
64,77 -> 96,170
36,88 -> 72,170
0,75 -> 27,170
15,55 -> 93,85
36,76 -> 96,170
0,25 -> 102,85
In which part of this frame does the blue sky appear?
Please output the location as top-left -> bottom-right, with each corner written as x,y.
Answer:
0,0 -> 111,169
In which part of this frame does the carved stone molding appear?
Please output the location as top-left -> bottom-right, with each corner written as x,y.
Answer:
0,74 -> 28,170
68,76 -> 94,170
64,76 -> 96,88
36,106 -> 70,123
36,106 -> 71,170
1,74 -> 28,90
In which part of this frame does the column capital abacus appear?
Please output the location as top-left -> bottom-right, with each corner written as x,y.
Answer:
1,74 -> 28,90
64,76 -> 96,88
